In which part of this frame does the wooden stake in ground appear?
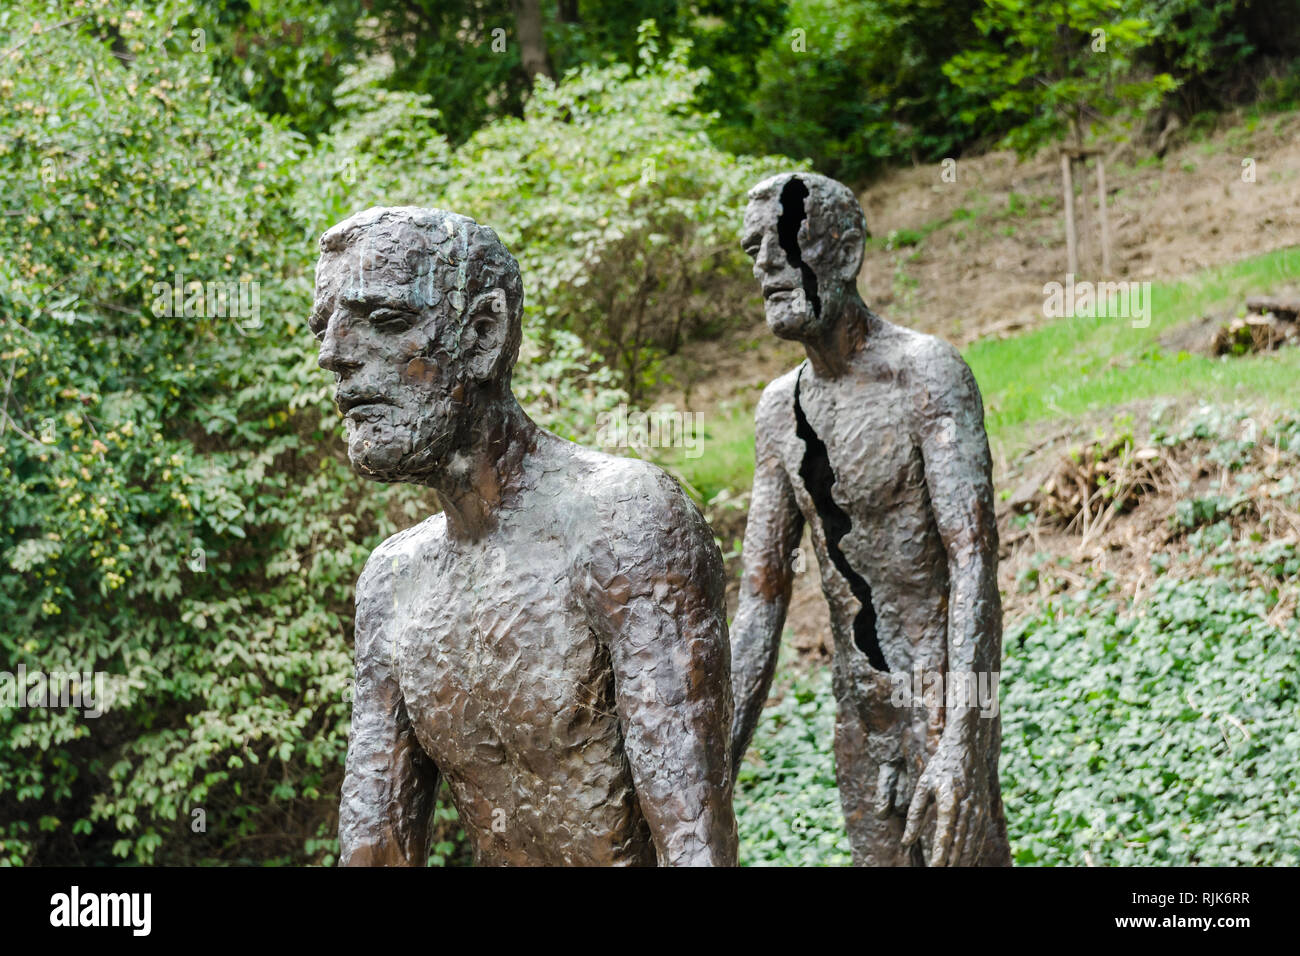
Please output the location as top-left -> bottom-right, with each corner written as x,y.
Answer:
1096,156 -> 1112,276
1076,157 -> 1092,274
1060,152 -> 1078,276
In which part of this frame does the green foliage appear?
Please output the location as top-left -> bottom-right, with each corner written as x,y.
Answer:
199,0 -> 367,139
1142,0 -> 1253,89
0,0 -> 382,865
734,653 -> 851,866
1002,565 -> 1300,865
1140,0 -> 1300,115
729,0 -> 998,181
548,0 -> 791,133
200,0 -> 791,151
944,0 -> 1175,156
366,0 -> 534,146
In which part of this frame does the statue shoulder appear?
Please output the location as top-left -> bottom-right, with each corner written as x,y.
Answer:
572,451 -> 725,618
896,328 -> 970,382
758,365 -> 802,410
893,329 -> 988,441
588,452 -> 696,522
356,514 -> 447,605
572,450 -> 715,558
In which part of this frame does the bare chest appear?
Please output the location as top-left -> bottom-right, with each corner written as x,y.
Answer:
783,378 -> 926,517
388,543 -> 620,782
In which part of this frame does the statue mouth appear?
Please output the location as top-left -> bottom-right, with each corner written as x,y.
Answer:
337,392 -> 393,416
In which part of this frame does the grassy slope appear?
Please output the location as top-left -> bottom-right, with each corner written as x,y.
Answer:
658,245 -> 1300,501
970,246 -> 1300,447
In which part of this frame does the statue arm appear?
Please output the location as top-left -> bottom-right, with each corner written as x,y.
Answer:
730,396 -> 804,775
904,342 -> 1003,865
339,548 -> 440,866
584,472 -> 738,866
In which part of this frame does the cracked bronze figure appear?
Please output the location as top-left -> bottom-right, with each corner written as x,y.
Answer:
731,173 -> 1011,866
312,206 -> 737,866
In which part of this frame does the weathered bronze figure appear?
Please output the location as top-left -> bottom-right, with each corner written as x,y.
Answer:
731,173 -> 1011,866
313,206 -> 737,866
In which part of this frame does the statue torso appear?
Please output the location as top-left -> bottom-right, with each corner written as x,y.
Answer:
768,341 -> 953,679
379,505 -> 655,867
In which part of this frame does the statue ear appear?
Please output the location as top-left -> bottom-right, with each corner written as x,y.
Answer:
835,225 -> 864,282
462,288 -> 510,383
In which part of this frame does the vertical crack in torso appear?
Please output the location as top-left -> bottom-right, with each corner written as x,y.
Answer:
793,365 -> 887,671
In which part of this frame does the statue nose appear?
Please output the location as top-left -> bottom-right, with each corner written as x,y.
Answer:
318,320 -> 362,374
755,235 -> 784,271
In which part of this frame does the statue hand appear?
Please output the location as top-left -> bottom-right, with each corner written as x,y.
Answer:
901,730 -> 990,866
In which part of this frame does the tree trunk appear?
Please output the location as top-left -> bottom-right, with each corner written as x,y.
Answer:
512,0 -> 554,80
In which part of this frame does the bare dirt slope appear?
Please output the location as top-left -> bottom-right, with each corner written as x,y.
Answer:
667,108 -> 1300,413
861,110 -> 1300,345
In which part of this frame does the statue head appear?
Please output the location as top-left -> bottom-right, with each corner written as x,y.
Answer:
311,206 -> 524,483
742,172 -> 867,341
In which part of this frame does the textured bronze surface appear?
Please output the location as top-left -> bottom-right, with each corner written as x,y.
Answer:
732,173 -> 1011,866
312,206 -> 737,866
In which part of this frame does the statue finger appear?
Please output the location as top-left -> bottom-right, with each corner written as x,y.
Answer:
874,762 -> 900,819
929,791 -> 957,866
901,781 -> 933,846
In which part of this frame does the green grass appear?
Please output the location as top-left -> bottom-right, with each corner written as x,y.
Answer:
664,245 -> 1300,500
968,246 -> 1300,448
652,400 -> 762,503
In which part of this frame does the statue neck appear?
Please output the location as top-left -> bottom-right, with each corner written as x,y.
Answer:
802,297 -> 874,379
428,393 -> 540,541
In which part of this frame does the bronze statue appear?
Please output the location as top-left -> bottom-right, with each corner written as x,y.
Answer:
312,206 -> 737,866
731,173 -> 1011,866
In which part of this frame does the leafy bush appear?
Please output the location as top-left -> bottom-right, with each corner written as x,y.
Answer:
0,0 -> 385,865
728,0 -> 998,182
943,0 -> 1175,157
197,0 -> 368,139
0,2 -> 792,865
1141,0 -> 1300,115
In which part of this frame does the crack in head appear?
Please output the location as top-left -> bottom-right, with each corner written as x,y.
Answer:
777,177 -> 822,319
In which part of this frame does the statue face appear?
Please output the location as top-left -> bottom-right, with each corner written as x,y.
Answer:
744,197 -> 809,340
311,222 -> 466,483
743,175 -> 864,342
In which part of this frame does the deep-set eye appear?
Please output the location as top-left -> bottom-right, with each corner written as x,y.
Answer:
370,307 -> 418,332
